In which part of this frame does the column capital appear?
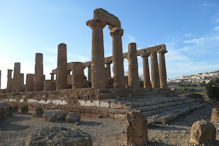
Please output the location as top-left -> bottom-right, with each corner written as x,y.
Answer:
158,49 -> 167,54
140,53 -> 150,58
105,60 -> 112,64
86,19 -> 106,30
110,27 -> 123,37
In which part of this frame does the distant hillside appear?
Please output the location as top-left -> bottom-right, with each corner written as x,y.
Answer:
168,70 -> 219,85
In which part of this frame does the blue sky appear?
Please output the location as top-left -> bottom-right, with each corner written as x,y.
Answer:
0,0 -> 219,88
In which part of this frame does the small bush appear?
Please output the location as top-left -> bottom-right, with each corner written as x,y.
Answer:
206,77 -> 219,101
186,93 -> 204,99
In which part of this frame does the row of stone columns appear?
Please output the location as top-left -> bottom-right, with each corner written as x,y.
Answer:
87,19 -> 125,89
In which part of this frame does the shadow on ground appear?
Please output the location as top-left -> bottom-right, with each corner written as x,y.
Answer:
77,121 -> 102,126
148,141 -> 174,146
0,113 -> 30,131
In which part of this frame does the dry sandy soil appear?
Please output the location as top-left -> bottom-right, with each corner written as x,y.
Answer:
0,104 -> 219,146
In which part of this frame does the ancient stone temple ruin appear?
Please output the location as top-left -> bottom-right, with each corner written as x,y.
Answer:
0,8 -> 204,127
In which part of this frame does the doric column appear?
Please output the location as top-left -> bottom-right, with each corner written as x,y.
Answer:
128,42 -> 140,88
158,50 -> 168,88
50,73 -> 55,81
56,43 -> 68,90
7,69 -> 13,91
141,53 -> 152,88
13,62 -> 24,91
34,53 -> 44,91
87,63 -> 91,82
26,74 -> 34,91
110,27 -> 125,88
105,61 -> 112,80
87,19 -> 106,89
71,62 -> 88,89
150,51 -> 160,88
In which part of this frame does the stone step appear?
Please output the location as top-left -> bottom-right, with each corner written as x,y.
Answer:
147,102 -> 206,125
124,96 -> 190,108
132,98 -> 195,112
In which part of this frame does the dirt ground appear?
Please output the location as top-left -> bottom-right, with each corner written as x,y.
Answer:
0,104 -> 219,146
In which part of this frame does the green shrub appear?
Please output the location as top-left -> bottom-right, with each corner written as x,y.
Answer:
186,93 -> 204,99
206,77 -> 219,101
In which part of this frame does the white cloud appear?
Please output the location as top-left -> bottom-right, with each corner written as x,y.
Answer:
184,32 -> 193,38
213,26 -> 219,31
199,2 -> 216,7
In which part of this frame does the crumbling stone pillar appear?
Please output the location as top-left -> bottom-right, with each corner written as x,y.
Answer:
12,62 -> 24,92
110,27 -> 125,88
56,43 -> 68,90
71,62 -> 88,89
128,43 -> 140,88
7,69 -> 13,91
105,61 -> 112,80
87,63 -> 91,82
50,73 -> 55,81
87,19 -> 106,89
34,53 -> 44,91
150,51 -> 160,88
26,74 -> 34,91
141,53 -> 152,88
158,50 -> 167,88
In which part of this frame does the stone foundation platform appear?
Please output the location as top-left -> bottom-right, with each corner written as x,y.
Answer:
0,88 -> 204,123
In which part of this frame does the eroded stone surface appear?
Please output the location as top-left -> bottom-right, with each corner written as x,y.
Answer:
0,103 -> 11,120
65,112 -> 80,123
126,110 -> 148,146
190,119 -> 216,145
43,109 -> 68,122
211,108 -> 219,123
35,107 -> 44,117
21,104 -> 29,114
25,126 -> 92,146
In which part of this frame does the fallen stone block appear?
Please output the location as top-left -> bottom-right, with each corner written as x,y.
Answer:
190,119 -> 216,145
65,112 -> 80,123
211,108 -> 219,123
11,105 -> 18,113
34,107 -> 44,117
43,109 -> 68,122
25,126 -> 92,146
126,110 -> 148,146
21,104 -> 29,114
0,103 -> 12,120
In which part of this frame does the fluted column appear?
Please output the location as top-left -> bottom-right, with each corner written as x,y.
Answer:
150,51 -> 160,88
87,63 -> 91,82
128,42 -> 140,88
141,53 -> 152,88
50,73 -> 55,81
158,50 -> 167,88
110,27 -> 125,88
13,62 -> 24,91
26,74 -> 34,91
34,53 -> 44,91
7,69 -> 13,91
105,61 -> 112,80
87,19 -> 106,89
56,43 -> 68,90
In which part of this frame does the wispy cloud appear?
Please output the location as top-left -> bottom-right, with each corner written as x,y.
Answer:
199,2 -> 216,7
213,26 -> 219,31
126,34 -> 136,43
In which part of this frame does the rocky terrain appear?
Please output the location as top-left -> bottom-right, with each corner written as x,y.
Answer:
0,103 -> 218,146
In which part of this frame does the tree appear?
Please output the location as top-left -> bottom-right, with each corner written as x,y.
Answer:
206,77 -> 219,101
